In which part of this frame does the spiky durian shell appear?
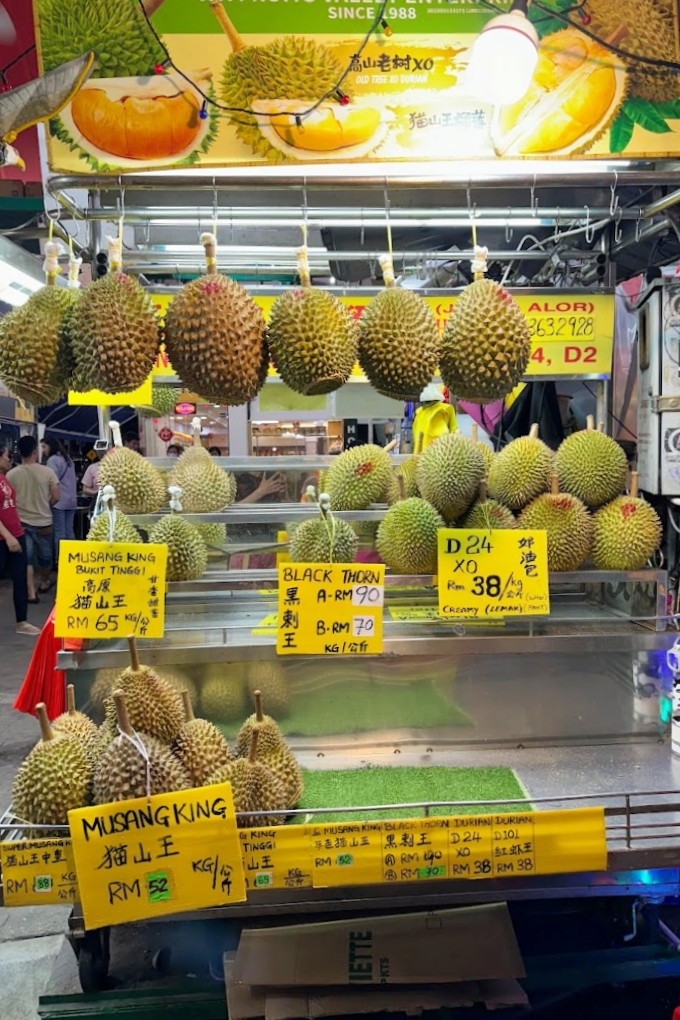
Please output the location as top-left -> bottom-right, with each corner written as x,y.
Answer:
289,515 -> 358,563
220,36 -> 348,161
40,0 -> 165,77
69,273 -> 159,393
377,497 -> 443,575
12,736 -> 91,825
463,498 -> 516,530
87,509 -> 142,543
259,747 -> 303,809
358,289 -> 440,400
268,288 -> 359,394
324,444 -> 394,510
164,274 -> 267,405
0,286 -> 78,406
476,442 -> 495,478
518,492 -> 593,571
206,758 -> 287,826
98,447 -> 166,514
200,664 -> 248,723
149,515 -> 208,582
52,710 -> 101,765
90,667 -> 196,716
236,712 -> 286,759
172,718 -> 232,788
592,495 -> 662,570
555,429 -> 628,508
441,279 -> 531,403
386,456 -> 420,504
488,435 -> 555,510
246,662 -> 291,718
195,523 -> 228,556
138,384 -> 182,418
169,445 -> 236,513
103,665 -> 185,744
416,433 -> 486,522
93,731 -> 190,804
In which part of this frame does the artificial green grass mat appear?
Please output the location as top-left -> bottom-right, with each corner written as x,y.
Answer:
220,681 -> 470,739
297,765 -> 529,821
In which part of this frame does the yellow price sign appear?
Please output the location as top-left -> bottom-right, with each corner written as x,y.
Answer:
311,821 -> 384,888
68,377 -> 153,406
240,826 -> 313,891
69,784 -> 246,930
438,530 -> 550,620
54,541 -> 168,640
277,563 -> 385,656
1,839 -> 78,906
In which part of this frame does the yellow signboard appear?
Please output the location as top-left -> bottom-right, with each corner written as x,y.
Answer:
277,563 -> 385,656
68,784 -> 246,930
1,839 -> 78,906
239,807 -> 606,890
68,378 -> 153,407
54,541 -> 167,640
438,530 -> 550,621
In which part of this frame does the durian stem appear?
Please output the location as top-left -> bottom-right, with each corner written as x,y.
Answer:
550,474 -> 560,496
46,273 -> 56,288
36,703 -> 54,742
529,423 -> 539,440
128,637 -> 140,673
385,439 -> 399,454
397,473 -> 406,501
254,689 -> 264,723
479,480 -> 488,503
141,0 -> 168,14
209,0 -> 246,52
586,415 -> 595,431
471,422 -> 479,444
598,421 -> 605,433
182,690 -> 195,722
113,690 -> 134,737
249,727 -> 260,763
201,234 -> 218,276
630,471 -> 639,500
66,684 -> 76,716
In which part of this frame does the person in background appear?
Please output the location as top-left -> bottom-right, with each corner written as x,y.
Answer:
208,446 -> 222,457
0,444 -> 39,636
166,444 -> 182,457
7,436 -> 59,602
41,435 -> 77,551
81,454 -> 101,498
123,431 -> 141,453
237,472 -> 288,504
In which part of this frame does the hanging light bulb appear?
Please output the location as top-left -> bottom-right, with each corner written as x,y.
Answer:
465,0 -> 539,107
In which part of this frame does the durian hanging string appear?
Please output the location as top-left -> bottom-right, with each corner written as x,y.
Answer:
379,183 -> 395,290
201,231 -> 218,277
469,216 -> 489,284
318,492 -> 338,562
101,484 -> 118,544
297,186 -> 311,288
42,218 -> 63,289
67,236 -> 82,290
113,688 -> 152,801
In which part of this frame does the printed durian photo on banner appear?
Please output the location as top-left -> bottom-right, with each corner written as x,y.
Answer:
32,0 -> 680,172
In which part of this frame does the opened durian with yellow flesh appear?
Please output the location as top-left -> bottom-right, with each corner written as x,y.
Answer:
169,416 -> 236,513
149,486 -> 208,582
99,421 -> 166,514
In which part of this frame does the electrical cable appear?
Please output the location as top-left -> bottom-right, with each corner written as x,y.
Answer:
581,381 -> 637,439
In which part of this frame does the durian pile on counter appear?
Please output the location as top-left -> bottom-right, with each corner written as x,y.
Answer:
292,416 -> 662,575
11,642 -> 302,829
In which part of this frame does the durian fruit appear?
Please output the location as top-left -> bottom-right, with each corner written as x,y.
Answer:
169,418 -> 236,513
324,444 -> 394,510
69,237 -> 159,393
52,685 -> 101,765
289,495 -> 358,563
235,689 -> 287,758
386,456 -> 420,505
518,475 -> 593,572
351,520 -> 379,550
377,497 -> 443,575
91,666 -> 197,716
592,472 -> 663,570
94,691 -> 190,804
555,416 -> 628,508
471,422 -> 495,478
39,0 -> 166,78
12,704 -> 92,825
463,482 -> 516,530
138,385 -> 181,418
102,639 -> 185,745
246,663 -> 291,718
195,523 -> 228,557
86,507 -> 142,544
206,728 -> 287,827
0,268 -> 78,406
267,252 -> 359,394
580,0 -> 678,103
99,422 -> 166,514
488,424 -> 555,510
201,663 -> 248,723
164,233 -> 267,406
441,255 -> 531,402
358,256 -> 440,400
172,691 -> 232,788
416,432 -> 486,522
149,490 -> 208,582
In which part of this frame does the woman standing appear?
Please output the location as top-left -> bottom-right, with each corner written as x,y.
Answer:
41,435 -> 77,551
0,444 -> 39,635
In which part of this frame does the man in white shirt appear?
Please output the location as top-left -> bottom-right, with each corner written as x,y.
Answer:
7,435 -> 59,601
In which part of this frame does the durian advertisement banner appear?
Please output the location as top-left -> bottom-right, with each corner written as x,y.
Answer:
33,0 -> 680,172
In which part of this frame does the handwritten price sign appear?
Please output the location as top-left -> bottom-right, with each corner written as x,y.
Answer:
1,839 -> 78,906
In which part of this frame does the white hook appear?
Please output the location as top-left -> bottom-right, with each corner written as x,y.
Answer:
530,175 -> 538,214
466,183 -> 476,219
610,171 -> 619,217
584,206 -> 595,244
212,177 -> 218,240
505,209 -> 513,244
635,207 -> 643,243
614,205 -> 623,245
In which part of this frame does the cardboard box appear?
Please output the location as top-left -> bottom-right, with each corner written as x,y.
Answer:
231,904 -> 524,988
0,180 -> 23,198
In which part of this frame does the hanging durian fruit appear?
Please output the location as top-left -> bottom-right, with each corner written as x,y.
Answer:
12,704 -> 92,826
289,493 -> 359,563
98,421 -> 166,514
0,241 -> 80,406
102,639 -> 185,745
137,384 -> 182,418
172,691 -> 232,788
488,424 -> 554,510
440,247 -> 530,403
555,416 -> 628,508
165,233 -> 267,405
358,255 -> 440,400
169,416 -> 236,513
69,233 -> 159,393
149,486 -> 208,582
52,685 -> 101,765
592,472 -> 663,570
268,246 -> 359,394
86,484 -> 143,543
518,475 -> 593,572
206,728 -> 288,827
94,691 -> 190,804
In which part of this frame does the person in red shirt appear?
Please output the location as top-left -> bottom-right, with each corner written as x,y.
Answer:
0,444 -> 39,636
